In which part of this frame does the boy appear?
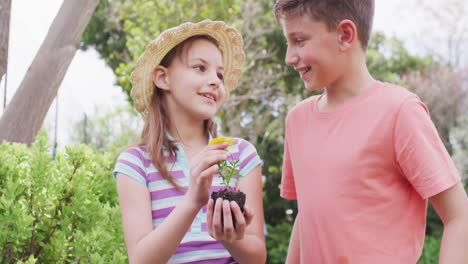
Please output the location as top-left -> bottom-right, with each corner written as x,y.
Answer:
274,0 -> 468,263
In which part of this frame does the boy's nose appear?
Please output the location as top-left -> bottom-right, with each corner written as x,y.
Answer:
285,48 -> 298,66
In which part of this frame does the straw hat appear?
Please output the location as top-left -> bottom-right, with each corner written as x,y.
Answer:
130,20 -> 246,115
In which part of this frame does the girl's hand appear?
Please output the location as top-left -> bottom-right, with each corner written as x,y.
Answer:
186,143 -> 229,208
206,198 -> 254,243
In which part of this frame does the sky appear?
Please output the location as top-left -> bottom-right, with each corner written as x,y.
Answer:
0,0 -> 465,148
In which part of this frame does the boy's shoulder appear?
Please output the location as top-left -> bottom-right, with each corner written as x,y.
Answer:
373,81 -> 416,104
286,81 -> 419,122
370,81 -> 424,114
287,95 -> 319,117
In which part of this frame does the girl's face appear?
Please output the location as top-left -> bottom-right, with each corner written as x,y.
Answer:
160,38 -> 226,122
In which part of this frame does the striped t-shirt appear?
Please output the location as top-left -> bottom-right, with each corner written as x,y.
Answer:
113,137 -> 262,264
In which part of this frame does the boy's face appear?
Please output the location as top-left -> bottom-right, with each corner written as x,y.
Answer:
282,15 -> 344,91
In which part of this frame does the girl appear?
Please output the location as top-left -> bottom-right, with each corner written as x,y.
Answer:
113,20 -> 266,264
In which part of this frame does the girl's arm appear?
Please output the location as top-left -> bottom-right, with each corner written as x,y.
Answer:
208,165 -> 267,264
117,173 -> 200,264
117,143 -> 230,264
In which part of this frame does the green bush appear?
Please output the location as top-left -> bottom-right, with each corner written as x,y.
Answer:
0,132 -> 127,263
418,236 -> 441,264
266,222 -> 293,264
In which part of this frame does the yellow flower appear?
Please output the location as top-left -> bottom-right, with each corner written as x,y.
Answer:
209,137 -> 235,147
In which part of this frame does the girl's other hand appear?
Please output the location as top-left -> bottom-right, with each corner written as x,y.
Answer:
206,198 -> 254,243
187,142 -> 229,208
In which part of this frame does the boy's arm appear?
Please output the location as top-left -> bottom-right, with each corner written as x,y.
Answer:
282,117 -> 300,263
429,181 -> 468,264
286,213 -> 300,264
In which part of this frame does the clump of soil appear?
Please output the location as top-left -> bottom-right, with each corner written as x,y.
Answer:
211,188 -> 246,226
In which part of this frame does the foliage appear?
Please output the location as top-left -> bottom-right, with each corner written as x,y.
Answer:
417,236 -> 441,264
451,112 -> 468,183
265,222 -> 293,264
403,65 -> 468,154
0,131 -> 127,263
70,105 -> 142,156
367,31 -> 433,84
208,137 -> 239,188
425,204 -> 444,237
217,160 -> 241,189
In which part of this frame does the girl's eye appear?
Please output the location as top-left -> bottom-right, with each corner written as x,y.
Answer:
217,73 -> 224,81
194,65 -> 206,72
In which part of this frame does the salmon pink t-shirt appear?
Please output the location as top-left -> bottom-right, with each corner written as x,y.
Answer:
281,81 -> 460,263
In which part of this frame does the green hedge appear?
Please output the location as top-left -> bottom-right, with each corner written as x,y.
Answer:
417,236 -> 441,264
266,222 -> 292,264
0,132 -> 127,263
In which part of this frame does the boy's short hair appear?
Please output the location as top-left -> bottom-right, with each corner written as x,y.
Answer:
274,0 -> 375,50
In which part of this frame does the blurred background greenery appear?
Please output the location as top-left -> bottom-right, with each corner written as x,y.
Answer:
1,0 -> 467,263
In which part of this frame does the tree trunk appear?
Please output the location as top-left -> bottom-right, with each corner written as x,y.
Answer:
0,0 -> 11,83
0,0 -> 99,144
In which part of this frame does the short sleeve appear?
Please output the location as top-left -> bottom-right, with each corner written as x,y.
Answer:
113,147 -> 148,186
281,120 -> 297,200
394,95 -> 460,199
237,139 -> 263,177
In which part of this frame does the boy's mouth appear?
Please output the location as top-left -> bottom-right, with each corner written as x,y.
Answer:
296,66 -> 311,79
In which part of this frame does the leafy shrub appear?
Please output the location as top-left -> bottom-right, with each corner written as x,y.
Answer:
0,132 -> 127,263
418,236 -> 441,264
266,222 -> 293,264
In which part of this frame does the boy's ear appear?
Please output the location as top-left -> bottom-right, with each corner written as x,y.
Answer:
336,19 -> 356,51
153,65 -> 170,91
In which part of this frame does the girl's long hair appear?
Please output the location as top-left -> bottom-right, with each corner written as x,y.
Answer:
139,35 -> 220,189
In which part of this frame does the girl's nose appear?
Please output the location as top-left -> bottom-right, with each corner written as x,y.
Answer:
208,72 -> 222,88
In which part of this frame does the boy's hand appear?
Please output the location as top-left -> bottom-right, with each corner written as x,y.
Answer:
187,143 -> 229,208
206,198 -> 254,243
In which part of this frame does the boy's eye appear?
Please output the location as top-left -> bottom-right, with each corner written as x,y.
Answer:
217,73 -> 224,81
285,38 -> 305,46
295,38 -> 304,44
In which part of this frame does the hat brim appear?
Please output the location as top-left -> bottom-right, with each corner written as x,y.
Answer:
130,20 -> 245,115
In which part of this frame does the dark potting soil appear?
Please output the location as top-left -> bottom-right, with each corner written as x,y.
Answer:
210,188 -> 246,226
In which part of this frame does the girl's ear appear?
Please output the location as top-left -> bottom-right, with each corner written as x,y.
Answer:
336,19 -> 356,51
153,65 -> 170,91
